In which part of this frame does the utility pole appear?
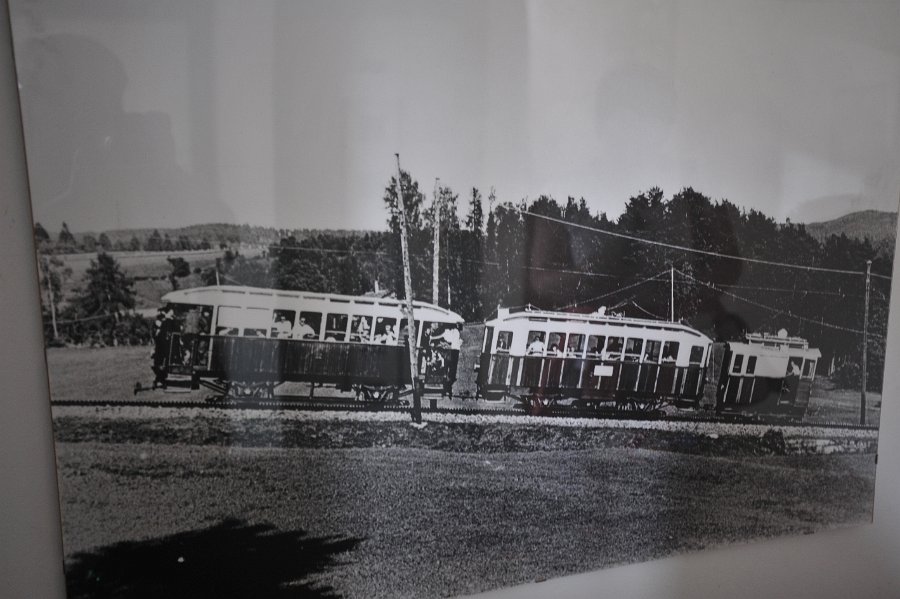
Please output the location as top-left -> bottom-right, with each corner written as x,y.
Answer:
43,255 -> 59,339
432,177 -> 440,305
670,266 -> 675,322
860,259 -> 872,426
396,154 -> 422,424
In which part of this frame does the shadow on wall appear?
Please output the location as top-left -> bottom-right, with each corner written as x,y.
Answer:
64,518 -> 363,599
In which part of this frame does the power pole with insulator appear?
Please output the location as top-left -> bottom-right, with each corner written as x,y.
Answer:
395,154 -> 423,424
860,259 -> 872,426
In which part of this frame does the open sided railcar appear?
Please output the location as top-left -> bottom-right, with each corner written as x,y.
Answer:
151,286 -> 464,400
476,307 -> 714,411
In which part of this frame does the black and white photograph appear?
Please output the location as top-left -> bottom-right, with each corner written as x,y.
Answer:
7,1 -> 900,597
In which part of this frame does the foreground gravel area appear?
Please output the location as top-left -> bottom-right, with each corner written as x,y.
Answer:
57,443 -> 875,599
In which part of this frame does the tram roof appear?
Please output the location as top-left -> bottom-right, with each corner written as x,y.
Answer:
487,306 -> 711,339
162,285 -> 464,321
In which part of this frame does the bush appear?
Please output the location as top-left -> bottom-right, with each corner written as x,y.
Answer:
832,360 -> 882,393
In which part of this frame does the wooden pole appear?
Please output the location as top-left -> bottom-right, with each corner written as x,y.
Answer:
396,154 -> 422,423
670,266 -> 675,322
860,259 -> 871,426
43,256 -> 59,339
432,178 -> 440,305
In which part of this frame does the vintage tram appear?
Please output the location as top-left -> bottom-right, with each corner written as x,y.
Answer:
476,306 -> 714,412
704,331 -> 822,418
151,285 -> 464,400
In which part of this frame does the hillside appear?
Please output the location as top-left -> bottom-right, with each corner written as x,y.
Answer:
42,223 -> 375,249
804,210 -> 897,247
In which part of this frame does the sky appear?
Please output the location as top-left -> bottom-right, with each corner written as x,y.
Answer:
9,0 -> 900,233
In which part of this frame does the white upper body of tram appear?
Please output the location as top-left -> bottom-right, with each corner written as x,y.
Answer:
727,331 -> 822,380
483,306 -> 714,368
161,285 -> 464,347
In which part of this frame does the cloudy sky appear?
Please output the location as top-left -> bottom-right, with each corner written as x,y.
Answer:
10,0 -> 900,232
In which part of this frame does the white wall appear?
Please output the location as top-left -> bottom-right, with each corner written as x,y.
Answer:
2,1 -> 900,596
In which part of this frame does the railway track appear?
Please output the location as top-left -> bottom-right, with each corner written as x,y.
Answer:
49,396 -> 880,431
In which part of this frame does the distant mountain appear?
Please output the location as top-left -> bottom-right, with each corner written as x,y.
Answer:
804,210 -> 897,247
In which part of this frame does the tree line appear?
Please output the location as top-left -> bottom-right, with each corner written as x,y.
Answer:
35,173 -> 894,389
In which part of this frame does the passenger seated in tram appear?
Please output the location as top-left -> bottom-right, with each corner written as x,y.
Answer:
350,315 -> 371,342
374,323 -> 398,345
527,334 -> 546,355
272,314 -> 292,339
496,331 -> 512,353
548,343 -> 563,357
292,316 -> 316,340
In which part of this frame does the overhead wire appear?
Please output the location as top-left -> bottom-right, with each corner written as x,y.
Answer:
554,269 -> 671,311
674,268 -> 883,338
523,210 -> 892,280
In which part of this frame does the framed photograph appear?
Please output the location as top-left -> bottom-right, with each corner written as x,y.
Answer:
8,2 -> 898,598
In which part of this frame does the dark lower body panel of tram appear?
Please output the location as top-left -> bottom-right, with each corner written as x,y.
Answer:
475,346 -> 813,418
152,333 -> 459,400
476,354 -> 707,412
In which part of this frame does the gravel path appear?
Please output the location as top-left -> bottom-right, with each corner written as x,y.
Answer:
51,404 -> 879,441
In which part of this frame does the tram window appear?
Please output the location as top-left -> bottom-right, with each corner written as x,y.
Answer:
624,338 -> 643,361
428,322 -> 462,350
324,313 -> 348,341
802,359 -> 815,378
374,317 -> 399,344
547,332 -> 566,356
732,354 -> 744,374
605,337 -> 624,360
243,328 -> 268,337
662,341 -> 679,362
526,331 -> 547,355
586,335 -> 605,357
295,312 -> 321,340
350,315 -> 373,343
169,304 -> 213,336
566,334 -> 585,357
483,326 -> 494,353
420,321 -> 436,346
215,305 -> 242,335
496,331 -> 512,353
398,319 -> 412,345
746,356 -> 757,375
689,345 -> 704,365
644,340 -> 662,363
271,309 -> 296,339
198,307 -> 212,334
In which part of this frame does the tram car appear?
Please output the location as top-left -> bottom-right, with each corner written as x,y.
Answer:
476,306 -> 714,412
704,330 -> 821,418
150,285 -> 465,401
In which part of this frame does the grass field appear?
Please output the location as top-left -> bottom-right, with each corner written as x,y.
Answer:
56,443 -> 874,599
